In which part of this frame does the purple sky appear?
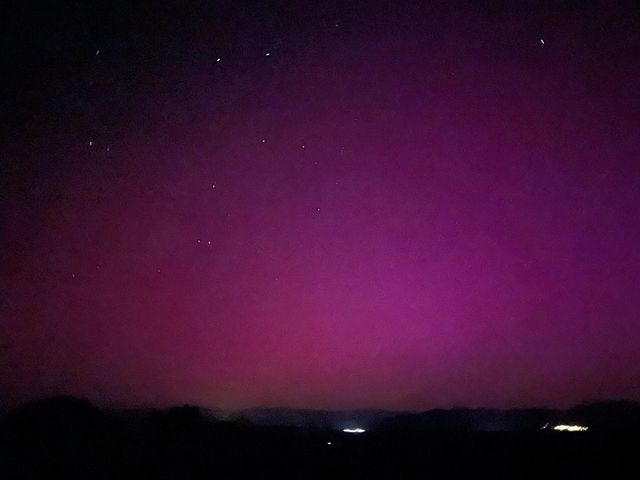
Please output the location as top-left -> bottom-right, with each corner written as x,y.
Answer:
2,1 -> 640,410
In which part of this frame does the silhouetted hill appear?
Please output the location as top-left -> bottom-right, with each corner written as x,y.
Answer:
235,407 -> 393,430
2,397 -> 640,478
0,396 -> 126,478
233,402 -> 640,432
371,407 -> 560,432
565,400 -> 640,430
371,402 -> 640,432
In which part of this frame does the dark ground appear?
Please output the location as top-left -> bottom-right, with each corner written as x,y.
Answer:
1,397 -> 639,479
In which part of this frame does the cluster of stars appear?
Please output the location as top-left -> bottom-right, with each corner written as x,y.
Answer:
80,25 -> 551,292
206,137 -> 330,218
86,42 -> 279,157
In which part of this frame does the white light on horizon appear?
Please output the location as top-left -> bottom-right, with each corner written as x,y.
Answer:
342,428 -> 366,434
553,424 -> 588,432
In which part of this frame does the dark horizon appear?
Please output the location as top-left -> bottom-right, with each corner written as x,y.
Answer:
3,394 -> 640,420
3,388 -> 640,414
4,395 -> 639,478
5,394 -> 640,429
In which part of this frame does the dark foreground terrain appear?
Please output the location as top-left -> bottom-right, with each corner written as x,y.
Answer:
1,397 -> 639,479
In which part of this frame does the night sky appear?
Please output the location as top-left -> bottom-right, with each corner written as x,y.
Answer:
2,1 -> 640,411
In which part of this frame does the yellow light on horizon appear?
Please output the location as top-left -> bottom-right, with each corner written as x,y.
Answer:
553,424 -> 589,432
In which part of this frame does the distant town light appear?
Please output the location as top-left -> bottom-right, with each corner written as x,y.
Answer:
553,424 -> 588,432
342,428 -> 366,434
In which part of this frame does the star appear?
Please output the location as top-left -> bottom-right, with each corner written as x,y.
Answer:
265,52 -> 271,57
95,49 -> 100,56
216,57 -> 221,62
89,140 -> 93,146
540,38 -> 545,45
212,184 -> 216,189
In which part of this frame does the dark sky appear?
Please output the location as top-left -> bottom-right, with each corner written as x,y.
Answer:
1,1 -> 640,410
